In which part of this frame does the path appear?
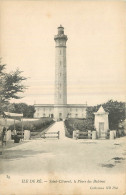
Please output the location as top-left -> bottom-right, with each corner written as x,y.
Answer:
0,137 -> 126,176
46,121 -> 66,139
0,137 -> 126,195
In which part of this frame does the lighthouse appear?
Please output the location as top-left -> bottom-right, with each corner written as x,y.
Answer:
34,26 -> 87,120
54,25 -> 68,120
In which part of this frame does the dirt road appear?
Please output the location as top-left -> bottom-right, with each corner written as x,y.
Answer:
0,136 -> 126,175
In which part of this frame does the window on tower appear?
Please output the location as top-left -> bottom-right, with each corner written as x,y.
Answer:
60,50 -> 61,55
60,61 -> 62,65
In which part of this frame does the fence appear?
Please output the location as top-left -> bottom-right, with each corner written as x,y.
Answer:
41,131 -> 60,139
98,131 -> 109,139
74,130 -> 92,139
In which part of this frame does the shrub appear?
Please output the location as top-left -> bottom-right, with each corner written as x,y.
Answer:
64,118 -> 95,136
8,118 -> 54,132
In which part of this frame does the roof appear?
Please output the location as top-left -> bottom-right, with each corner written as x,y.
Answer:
58,24 -> 63,28
34,104 -> 87,108
34,104 -> 54,107
97,106 -> 106,113
94,106 -> 109,115
4,112 -> 23,118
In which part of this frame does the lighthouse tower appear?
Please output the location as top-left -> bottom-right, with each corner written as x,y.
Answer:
54,25 -> 68,120
34,26 -> 87,120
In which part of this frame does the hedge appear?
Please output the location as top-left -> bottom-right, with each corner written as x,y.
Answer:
8,117 -> 54,132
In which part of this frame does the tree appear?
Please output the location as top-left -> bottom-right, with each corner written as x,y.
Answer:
81,104 -> 101,130
0,60 -> 27,114
86,100 -> 125,130
6,103 -> 35,118
102,100 -> 125,130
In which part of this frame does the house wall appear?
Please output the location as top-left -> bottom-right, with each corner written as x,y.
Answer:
54,105 -> 67,120
94,114 -> 109,131
67,107 -> 86,118
34,106 -> 54,118
94,114 -> 109,138
34,105 -> 87,119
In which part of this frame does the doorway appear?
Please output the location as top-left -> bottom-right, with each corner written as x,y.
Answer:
59,113 -> 62,120
99,122 -> 105,138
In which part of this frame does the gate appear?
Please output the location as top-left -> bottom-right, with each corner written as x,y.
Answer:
41,131 -> 60,139
76,131 -> 92,139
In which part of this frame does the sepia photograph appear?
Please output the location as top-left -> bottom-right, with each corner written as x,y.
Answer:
0,0 -> 126,194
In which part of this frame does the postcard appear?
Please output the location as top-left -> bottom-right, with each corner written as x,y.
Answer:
0,0 -> 126,194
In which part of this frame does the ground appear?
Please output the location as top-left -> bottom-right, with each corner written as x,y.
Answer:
0,137 -> 126,175
0,122 -> 126,195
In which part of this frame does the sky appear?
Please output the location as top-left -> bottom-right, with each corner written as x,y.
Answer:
0,0 -> 126,106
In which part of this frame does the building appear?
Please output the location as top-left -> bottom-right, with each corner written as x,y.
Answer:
94,106 -> 109,139
34,25 -> 87,120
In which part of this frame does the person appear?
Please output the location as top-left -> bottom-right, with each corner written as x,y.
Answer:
2,127 -> 6,146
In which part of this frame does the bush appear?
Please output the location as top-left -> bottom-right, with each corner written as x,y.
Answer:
64,118 -> 95,136
8,118 -> 54,132
64,120 -> 74,136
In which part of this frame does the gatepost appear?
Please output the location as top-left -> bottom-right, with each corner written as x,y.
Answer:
6,130 -> 12,141
88,130 -> 92,139
73,130 -> 77,140
24,130 -> 31,140
76,130 -> 80,140
92,131 -> 97,140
